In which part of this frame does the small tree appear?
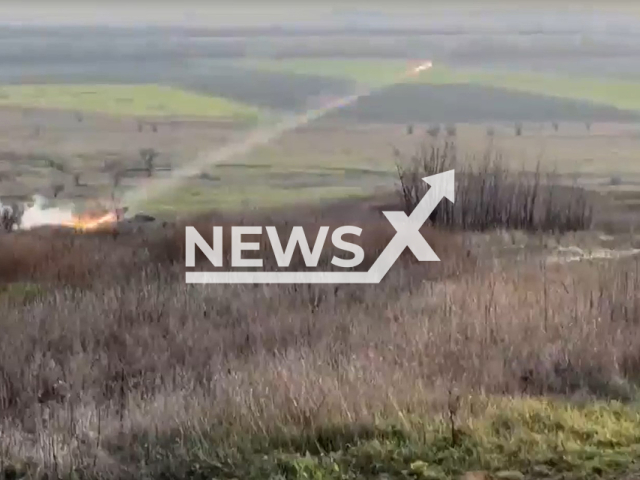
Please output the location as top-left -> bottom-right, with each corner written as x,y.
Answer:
552,121 -> 559,132
199,172 -> 218,182
585,121 -> 592,133
108,170 -> 123,207
140,148 -> 159,177
112,170 -> 122,190
486,125 -> 495,137
427,124 -> 440,139
515,122 -> 523,136
445,124 -> 457,137
406,124 -> 413,135
45,158 -> 66,173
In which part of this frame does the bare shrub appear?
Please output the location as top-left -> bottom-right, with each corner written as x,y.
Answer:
515,122 -> 522,136
111,170 -> 123,190
427,124 -> 440,138
44,157 -> 67,174
397,143 -> 593,232
445,124 -> 457,137
140,148 -> 159,178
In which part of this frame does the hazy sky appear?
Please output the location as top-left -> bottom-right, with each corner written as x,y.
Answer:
2,2 -> 639,27
0,3 -> 335,26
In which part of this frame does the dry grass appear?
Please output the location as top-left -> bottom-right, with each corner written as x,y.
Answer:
1,160 -> 639,479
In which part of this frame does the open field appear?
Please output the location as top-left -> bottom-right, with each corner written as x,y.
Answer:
7,59 -> 640,122
0,108 -> 407,214
242,59 -> 640,113
240,58 -> 413,87
0,84 -> 261,119
5,61 -> 640,125
330,84 -> 640,124
146,183 -> 372,214
3,102 -> 640,216
421,66 -> 640,112
177,63 -> 354,112
8,76 -> 636,125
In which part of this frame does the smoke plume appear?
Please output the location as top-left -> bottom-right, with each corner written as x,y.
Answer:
16,195 -> 75,230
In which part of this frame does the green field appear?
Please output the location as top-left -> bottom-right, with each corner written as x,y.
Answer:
242,59 -> 640,111
241,58 -> 412,87
136,182 -> 374,215
0,84 -> 261,119
424,66 -> 640,111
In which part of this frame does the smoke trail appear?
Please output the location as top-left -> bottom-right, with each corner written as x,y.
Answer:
122,92 -> 364,209
122,62 -> 433,211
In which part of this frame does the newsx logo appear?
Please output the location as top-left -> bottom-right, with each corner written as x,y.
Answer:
185,171 -> 454,284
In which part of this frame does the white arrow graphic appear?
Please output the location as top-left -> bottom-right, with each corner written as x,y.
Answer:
367,169 -> 455,283
185,170 -> 455,284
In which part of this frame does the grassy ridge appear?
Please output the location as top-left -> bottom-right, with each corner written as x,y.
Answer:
0,84 -> 261,119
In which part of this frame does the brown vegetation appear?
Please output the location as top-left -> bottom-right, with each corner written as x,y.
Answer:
1,152 -> 639,479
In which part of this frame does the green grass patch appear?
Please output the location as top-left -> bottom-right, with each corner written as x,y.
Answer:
109,397 -> 640,480
225,143 -> 399,172
140,183 -> 371,215
0,282 -> 46,306
0,84 -> 261,119
417,66 -> 640,111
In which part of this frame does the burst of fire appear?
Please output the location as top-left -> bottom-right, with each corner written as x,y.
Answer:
62,211 -> 118,232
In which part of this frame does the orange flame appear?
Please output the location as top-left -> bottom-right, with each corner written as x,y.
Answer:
62,211 -> 118,232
